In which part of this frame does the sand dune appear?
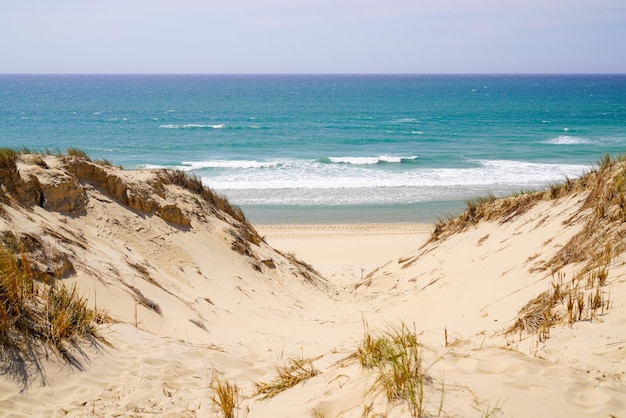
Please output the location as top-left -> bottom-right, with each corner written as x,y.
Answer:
1,153 -> 625,417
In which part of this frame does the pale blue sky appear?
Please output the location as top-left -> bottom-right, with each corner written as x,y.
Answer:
1,0 -> 625,73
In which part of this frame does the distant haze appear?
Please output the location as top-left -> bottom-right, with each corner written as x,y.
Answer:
1,0 -> 625,74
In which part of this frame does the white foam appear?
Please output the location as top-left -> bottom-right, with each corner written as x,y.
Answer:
328,155 -> 418,165
328,156 -> 381,165
181,160 -> 280,169
202,159 -> 587,192
543,135 -> 591,145
159,124 -> 225,129
142,157 -> 590,206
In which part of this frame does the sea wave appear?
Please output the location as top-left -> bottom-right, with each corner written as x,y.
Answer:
159,124 -> 225,129
320,155 -> 419,165
124,158 -> 592,206
201,159 -> 588,192
144,160 -> 281,170
181,160 -> 280,169
208,159 -> 590,206
543,135 -> 591,145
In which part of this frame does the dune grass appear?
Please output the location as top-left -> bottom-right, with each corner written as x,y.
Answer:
254,357 -> 320,400
429,154 -> 619,243
505,155 -> 626,344
357,322 -> 441,418
0,244 -> 105,366
431,154 -> 626,273
210,374 -> 247,418
508,251 -> 612,343
157,169 -> 249,226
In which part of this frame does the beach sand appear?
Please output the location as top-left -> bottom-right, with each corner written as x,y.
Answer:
256,223 -> 432,283
1,155 -> 625,417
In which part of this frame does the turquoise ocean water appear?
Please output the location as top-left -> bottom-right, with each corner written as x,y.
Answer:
1,74 -> 625,224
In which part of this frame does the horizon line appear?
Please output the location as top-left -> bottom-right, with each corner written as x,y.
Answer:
2,72 -> 626,77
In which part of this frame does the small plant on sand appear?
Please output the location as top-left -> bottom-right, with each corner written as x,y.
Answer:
478,399 -> 505,418
254,357 -> 320,399
357,322 -> 440,418
210,374 -> 247,418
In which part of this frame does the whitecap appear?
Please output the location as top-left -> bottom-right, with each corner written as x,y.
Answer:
181,159 -> 279,169
206,159 -> 588,193
543,136 -> 591,145
159,124 -> 225,129
328,155 -> 418,165
328,156 -> 381,165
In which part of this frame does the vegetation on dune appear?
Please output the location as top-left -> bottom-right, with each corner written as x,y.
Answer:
508,250 -> 613,343
540,154 -> 626,275
428,153 -> 626,349
254,357 -> 320,400
357,322 -> 442,418
0,148 -> 19,168
211,374 -> 248,418
430,153 -> 626,272
156,169 -> 249,226
0,244 -> 107,379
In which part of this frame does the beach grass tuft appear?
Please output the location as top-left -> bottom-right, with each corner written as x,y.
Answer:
254,357 -> 320,399
357,322 -> 440,418
66,147 -> 91,160
508,251 -> 612,342
157,169 -> 248,225
210,374 -> 247,418
0,148 -> 19,169
0,244 -> 105,367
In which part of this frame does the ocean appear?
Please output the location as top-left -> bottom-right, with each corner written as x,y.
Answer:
1,74 -> 625,224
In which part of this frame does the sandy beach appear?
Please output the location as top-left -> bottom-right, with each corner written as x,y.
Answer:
1,154 -> 625,417
257,223 -> 432,283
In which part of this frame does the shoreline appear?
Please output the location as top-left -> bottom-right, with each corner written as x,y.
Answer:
255,222 -> 434,237
240,201 -> 466,225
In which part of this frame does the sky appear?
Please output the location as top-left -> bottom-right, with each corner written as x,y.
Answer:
1,0 -> 625,74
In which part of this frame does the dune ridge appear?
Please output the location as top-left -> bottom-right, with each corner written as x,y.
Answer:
0,151 -> 625,417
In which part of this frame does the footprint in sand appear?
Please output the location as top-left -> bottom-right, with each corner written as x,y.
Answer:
563,382 -> 612,409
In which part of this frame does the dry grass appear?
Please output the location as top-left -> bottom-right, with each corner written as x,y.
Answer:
254,357 -> 320,399
156,169 -> 249,226
127,284 -> 162,315
0,244 -> 105,369
429,154 -> 620,243
430,191 -> 542,242
0,148 -> 19,170
66,147 -> 91,160
210,374 -> 247,418
508,253 -> 613,342
540,156 -> 626,275
156,169 -> 265,255
357,322 -> 441,418
430,154 -> 626,283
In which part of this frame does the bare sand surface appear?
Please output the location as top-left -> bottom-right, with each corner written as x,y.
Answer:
257,223 -> 432,282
